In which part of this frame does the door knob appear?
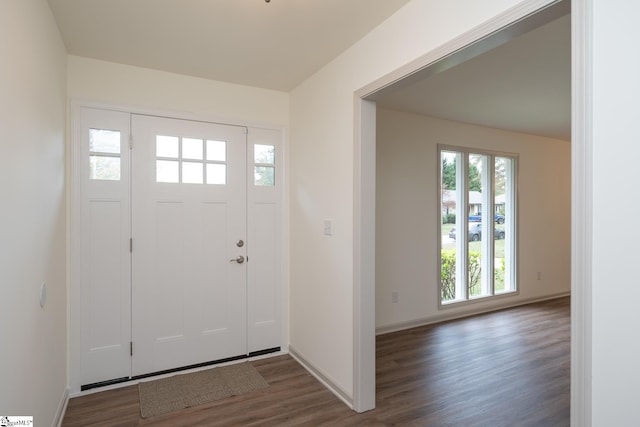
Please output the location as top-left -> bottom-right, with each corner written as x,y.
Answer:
229,255 -> 245,264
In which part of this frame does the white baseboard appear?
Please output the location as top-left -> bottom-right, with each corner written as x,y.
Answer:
376,292 -> 570,336
53,388 -> 69,427
288,345 -> 353,409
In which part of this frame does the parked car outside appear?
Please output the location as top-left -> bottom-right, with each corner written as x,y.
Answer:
449,223 -> 505,241
468,213 -> 505,224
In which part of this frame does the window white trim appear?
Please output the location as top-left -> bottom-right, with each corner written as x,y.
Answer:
437,145 -> 519,308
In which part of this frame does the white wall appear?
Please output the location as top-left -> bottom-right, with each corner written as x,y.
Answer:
376,109 -> 570,329
67,56 -> 289,127
591,1 -> 640,424
0,0 -> 68,424
289,0 -> 540,401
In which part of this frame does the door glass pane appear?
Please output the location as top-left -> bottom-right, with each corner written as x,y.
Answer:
156,135 -> 179,158
255,144 -> 275,164
90,129 -> 120,154
182,162 -> 203,184
206,164 -> 226,185
206,140 -> 226,161
90,156 -> 120,180
182,138 -> 203,160
156,160 -> 179,183
254,166 -> 275,186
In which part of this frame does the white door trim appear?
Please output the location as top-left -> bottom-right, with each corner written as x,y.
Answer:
570,0 -> 593,424
352,97 -> 377,411
352,0 -> 583,416
69,102 -> 83,394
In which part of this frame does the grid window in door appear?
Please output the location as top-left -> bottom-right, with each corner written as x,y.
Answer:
89,128 -> 121,180
156,135 -> 227,184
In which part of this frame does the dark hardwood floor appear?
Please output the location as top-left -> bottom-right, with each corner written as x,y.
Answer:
63,297 -> 570,426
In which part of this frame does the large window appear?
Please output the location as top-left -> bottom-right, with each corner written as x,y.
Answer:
439,146 -> 517,305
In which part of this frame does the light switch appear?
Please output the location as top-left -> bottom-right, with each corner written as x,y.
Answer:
323,219 -> 333,236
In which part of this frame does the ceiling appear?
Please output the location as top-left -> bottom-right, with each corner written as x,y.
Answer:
48,0 -> 570,140
47,0 -> 410,92
376,13 -> 571,141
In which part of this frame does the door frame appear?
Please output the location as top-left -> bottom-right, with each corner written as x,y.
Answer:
69,100 -> 290,395
352,0 -> 589,421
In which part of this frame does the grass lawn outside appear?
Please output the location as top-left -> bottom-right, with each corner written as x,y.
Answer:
441,222 -> 508,298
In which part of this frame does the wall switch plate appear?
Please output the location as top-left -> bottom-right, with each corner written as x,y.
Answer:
392,291 -> 398,303
323,219 -> 333,236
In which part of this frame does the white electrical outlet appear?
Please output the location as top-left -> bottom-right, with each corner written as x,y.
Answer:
537,272 -> 542,280
392,291 -> 399,303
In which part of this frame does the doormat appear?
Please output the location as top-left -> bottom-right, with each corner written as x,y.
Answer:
138,362 -> 269,418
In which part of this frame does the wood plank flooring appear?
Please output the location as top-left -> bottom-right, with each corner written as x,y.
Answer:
63,297 -> 569,426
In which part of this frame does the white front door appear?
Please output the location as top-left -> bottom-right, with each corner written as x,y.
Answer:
74,107 -> 282,391
130,115 -> 248,376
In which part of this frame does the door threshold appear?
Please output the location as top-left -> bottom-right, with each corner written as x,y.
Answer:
80,347 -> 281,391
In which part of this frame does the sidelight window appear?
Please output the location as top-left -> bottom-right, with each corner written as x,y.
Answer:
253,144 -> 275,186
89,128 -> 121,180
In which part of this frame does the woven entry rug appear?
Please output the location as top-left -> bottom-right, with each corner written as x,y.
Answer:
138,362 -> 269,418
